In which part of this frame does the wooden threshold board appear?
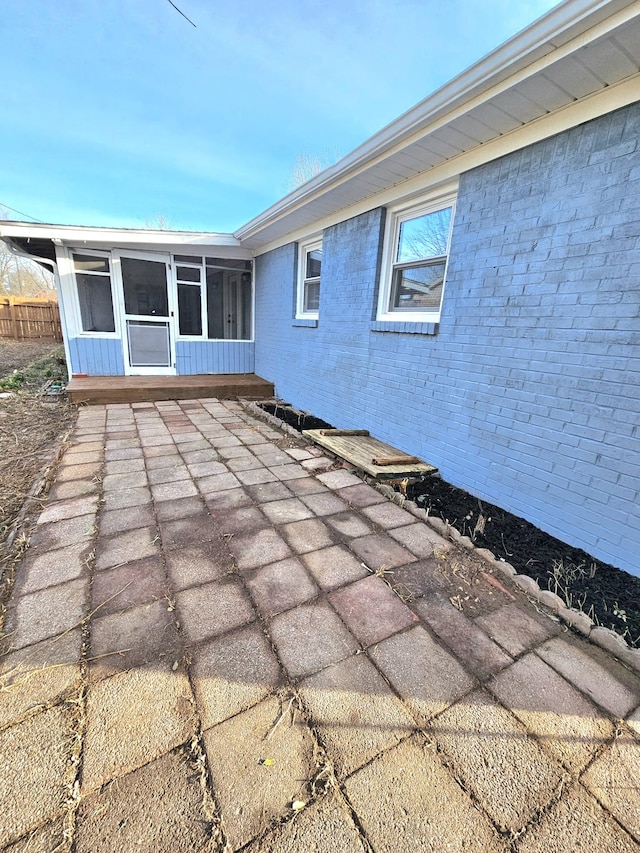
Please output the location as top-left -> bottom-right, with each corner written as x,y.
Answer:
302,429 -> 437,479
66,374 -> 274,405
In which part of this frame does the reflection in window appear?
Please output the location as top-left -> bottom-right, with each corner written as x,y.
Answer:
388,205 -> 453,316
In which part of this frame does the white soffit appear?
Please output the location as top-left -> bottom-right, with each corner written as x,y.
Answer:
237,0 -> 640,251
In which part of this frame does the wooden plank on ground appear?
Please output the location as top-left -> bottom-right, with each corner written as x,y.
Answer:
303,429 -> 437,478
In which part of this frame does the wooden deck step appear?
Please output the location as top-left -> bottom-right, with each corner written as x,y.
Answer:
66,374 -> 274,405
303,429 -> 437,479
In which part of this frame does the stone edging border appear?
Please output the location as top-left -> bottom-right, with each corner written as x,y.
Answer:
239,398 -> 640,676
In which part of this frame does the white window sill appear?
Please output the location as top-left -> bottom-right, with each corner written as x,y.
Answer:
370,320 -> 439,335
292,318 -> 318,328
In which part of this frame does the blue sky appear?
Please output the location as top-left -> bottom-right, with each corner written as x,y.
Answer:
1,0 -> 560,233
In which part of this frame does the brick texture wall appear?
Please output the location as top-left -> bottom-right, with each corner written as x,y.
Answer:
255,103 -> 640,576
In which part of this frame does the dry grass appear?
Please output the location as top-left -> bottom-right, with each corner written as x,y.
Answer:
0,341 -> 76,551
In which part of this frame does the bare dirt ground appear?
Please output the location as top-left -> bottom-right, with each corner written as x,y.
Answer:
0,340 -> 76,553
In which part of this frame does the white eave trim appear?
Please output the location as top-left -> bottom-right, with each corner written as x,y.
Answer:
235,0 -> 640,245
0,223 -> 253,259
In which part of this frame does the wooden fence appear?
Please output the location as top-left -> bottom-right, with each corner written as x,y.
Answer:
0,296 -> 62,342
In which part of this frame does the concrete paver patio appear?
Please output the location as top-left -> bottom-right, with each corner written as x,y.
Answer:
1,398 -> 639,852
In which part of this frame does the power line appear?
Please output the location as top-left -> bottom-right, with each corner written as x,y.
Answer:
0,202 -> 46,224
166,0 -> 197,27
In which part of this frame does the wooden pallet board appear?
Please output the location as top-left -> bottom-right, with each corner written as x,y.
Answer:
302,429 -> 437,479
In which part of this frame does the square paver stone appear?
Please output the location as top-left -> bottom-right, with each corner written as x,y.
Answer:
475,602 -> 559,657
13,541 -> 90,595
269,599 -> 359,679
151,480 -> 199,502
368,625 -> 473,723
281,518 -> 334,554
4,579 -> 88,650
203,694 -> 315,851
298,653 -> 416,777
82,664 -> 194,792
431,689 -> 564,832
388,522 -> 451,558
261,497 -> 314,524
536,636 -> 640,718
337,483 -> 386,507
414,593 -> 512,679
317,470 -> 363,489
516,783 -> 639,853
299,492 -> 349,516
75,749 -> 213,853
491,652 -> 614,773
0,630 -> 81,730
581,733 -> 640,840
345,736 -> 505,853
228,528 -> 292,571
349,534 -> 417,573
325,512 -> 373,539
159,513 -> 217,550
241,791 -> 364,853
155,495 -> 206,522
284,477 -> 329,497
95,527 -> 159,571
329,575 -> 418,646
102,486 -> 151,510
191,623 -> 282,729
99,504 -> 155,536
89,599 -> 180,680
28,514 -> 95,554
37,495 -> 98,525
301,545 -> 370,590
0,706 -> 71,848
361,502 -> 416,529
246,557 -> 318,618
165,545 -> 230,591
91,556 -> 166,617
244,481 -> 292,503
176,578 -> 254,645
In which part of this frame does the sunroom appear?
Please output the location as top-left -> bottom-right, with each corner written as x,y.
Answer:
1,225 -> 257,380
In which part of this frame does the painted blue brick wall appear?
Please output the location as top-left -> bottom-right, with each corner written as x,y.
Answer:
69,337 -> 124,375
255,103 -> 640,577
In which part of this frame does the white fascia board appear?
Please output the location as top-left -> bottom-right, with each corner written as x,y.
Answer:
236,0 -> 640,246
0,223 -> 252,258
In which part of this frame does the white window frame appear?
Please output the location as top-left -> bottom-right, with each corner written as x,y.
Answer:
174,257 -> 206,340
70,248 -> 119,337
377,192 -> 456,324
296,237 -> 322,320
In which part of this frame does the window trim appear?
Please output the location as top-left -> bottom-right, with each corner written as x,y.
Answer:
70,248 -> 119,337
377,193 -> 456,324
296,237 -> 322,320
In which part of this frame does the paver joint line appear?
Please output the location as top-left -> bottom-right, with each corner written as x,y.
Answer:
2,396 -> 640,853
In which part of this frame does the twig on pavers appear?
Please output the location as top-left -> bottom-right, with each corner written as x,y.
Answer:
265,694 -> 297,740
84,649 -> 132,662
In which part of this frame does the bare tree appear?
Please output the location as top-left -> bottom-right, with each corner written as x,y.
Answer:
287,150 -> 342,191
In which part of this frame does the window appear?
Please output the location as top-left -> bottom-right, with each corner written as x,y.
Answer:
297,239 -> 322,318
176,263 -> 203,336
378,198 -> 454,323
73,252 -> 116,333
205,258 -> 252,340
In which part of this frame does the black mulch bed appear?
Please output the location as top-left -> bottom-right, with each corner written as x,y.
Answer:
259,403 -> 334,432
258,401 -> 640,648
405,476 -> 640,648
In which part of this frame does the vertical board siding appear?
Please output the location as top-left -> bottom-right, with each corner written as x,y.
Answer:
255,102 -> 640,577
69,337 -> 125,375
175,341 -> 255,375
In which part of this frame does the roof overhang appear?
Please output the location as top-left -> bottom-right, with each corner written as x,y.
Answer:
0,223 -> 253,262
235,0 -> 640,252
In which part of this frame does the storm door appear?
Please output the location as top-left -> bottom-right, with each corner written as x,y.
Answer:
115,252 -> 175,375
